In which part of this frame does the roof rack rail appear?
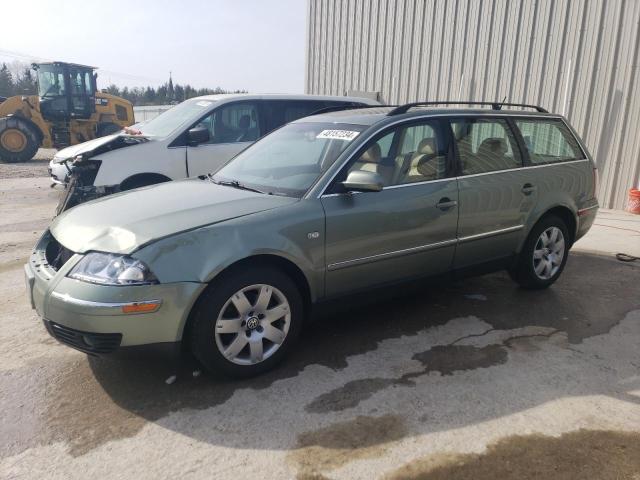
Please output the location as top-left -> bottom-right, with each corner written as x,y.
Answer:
308,104 -> 395,116
387,101 -> 548,115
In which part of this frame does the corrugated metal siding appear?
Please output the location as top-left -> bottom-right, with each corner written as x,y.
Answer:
132,105 -> 173,122
306,0 -> 640,209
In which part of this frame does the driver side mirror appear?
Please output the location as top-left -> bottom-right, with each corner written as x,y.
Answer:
341,170 -> 384,193
188,127 -> 210,146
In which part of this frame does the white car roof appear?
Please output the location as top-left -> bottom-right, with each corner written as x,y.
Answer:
187,93 -> 380,105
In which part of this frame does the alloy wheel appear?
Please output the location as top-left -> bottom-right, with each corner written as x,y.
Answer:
214,284 -> 291,365
533,226 -> 565,280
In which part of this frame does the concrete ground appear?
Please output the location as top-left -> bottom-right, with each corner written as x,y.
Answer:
1,156 -> 639,479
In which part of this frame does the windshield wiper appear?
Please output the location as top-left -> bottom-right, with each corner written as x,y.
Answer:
208,174 -> 265,194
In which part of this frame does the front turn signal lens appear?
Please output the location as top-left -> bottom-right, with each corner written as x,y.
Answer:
121,301 -> 161,314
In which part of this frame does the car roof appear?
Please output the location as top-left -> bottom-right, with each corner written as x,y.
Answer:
187,93 -> 380,105
297,106 -> 565,127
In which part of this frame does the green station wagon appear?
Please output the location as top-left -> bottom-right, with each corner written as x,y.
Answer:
25,101 -> 599,377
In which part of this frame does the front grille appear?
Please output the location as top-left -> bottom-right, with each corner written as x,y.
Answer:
44,236 -> 74,271
45,320 -> 122,355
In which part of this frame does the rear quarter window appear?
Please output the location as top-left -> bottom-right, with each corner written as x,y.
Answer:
515,119 -> 585,164
263,100 -> 357,134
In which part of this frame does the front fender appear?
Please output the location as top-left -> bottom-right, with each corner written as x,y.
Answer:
133,200 -> 326,301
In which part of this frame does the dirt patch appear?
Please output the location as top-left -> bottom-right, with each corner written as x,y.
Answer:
0,150 -> 55,180
0,257 -> 28,274
384,429 -> 640,480
0,356 -> 148,459
288,414 -> 407,478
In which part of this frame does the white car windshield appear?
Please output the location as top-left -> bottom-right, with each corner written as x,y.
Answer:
212,122 -> 367,197
139,98 -> 217,138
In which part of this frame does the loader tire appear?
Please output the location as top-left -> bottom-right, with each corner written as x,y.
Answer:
0,117 -> 40,163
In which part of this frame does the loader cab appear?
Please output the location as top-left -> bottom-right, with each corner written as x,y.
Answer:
35,62 -> 96,121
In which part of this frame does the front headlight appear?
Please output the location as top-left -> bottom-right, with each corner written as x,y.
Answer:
69,252 -> 158,285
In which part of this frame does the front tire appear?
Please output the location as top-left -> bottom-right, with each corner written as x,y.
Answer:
509,215 -> 570,289
0,117 -> 40,163
190,266 -> 303,378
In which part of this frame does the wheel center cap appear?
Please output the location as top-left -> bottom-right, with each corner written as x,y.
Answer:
246,316 -> 260,330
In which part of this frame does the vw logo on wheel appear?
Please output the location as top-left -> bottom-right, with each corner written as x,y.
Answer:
246,316 -> 260,330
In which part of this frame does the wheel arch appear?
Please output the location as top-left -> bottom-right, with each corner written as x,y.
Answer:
526,205 -> 578,248
120,172 -> 172,190
180,253 -> 313,346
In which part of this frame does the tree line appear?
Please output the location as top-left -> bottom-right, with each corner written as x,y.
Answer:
102,80 -> 246,106
0,61 -> 246,105
0,63 -> 37,98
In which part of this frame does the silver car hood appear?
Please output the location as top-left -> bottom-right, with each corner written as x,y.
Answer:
50,178 -> 297,255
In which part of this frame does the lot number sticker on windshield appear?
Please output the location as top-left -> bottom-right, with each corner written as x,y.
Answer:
316,129 -> 360,141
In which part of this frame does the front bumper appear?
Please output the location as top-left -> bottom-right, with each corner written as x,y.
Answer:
26,232 -> 206,355
44,319 -> 122,355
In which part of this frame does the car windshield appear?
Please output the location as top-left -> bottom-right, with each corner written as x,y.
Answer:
138,97 -> 218,138
212,122 -> 366,197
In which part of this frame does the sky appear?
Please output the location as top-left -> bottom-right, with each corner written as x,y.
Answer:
0,0 -> 307,93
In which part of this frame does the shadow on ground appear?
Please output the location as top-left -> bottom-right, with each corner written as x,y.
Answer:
4,253 -> 639,462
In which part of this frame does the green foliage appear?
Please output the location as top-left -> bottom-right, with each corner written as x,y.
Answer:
103,81 -> 246,106
14,68 -> 37,95
0,61 -> 246,105
0,64 -> 14,98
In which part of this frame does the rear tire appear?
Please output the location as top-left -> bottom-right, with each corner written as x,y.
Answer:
190,266 -> 303,378
509,215 -> 570,290
0,117 -> 40,163
96,122 -> 122,137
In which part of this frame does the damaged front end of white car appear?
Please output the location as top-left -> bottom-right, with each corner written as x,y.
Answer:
54,134 -> 149,214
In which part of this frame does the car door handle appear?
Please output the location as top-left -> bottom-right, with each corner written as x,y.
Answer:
436,198 -> 458,210
521,183 -> 537,195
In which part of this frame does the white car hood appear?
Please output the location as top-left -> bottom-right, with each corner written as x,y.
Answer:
52,134 -> 151,163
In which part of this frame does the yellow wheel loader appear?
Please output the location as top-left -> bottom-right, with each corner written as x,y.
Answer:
0,62 -> 134,163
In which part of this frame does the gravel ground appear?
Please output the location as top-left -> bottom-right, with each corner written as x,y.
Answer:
0,176 -> 639,480
0,149 -> 56,179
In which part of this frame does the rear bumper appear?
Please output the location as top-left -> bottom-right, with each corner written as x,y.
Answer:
575,203 -> 599,242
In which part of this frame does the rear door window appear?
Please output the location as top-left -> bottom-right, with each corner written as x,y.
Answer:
207,102 -> 261,144
451,118 -> 522,175
262,100 -> 364,134
514,119 -> 585,164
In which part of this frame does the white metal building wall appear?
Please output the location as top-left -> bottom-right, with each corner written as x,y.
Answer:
133,105 -> 173,122
305,0 -> 640,209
